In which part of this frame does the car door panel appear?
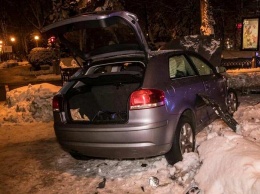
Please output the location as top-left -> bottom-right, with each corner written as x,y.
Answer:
187,53 -> 226,120
200,74 -> 226,117
167,54 -> 210,129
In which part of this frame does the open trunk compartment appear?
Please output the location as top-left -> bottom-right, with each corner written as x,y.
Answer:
66,62 -> 144,124
68,82 -> 140,123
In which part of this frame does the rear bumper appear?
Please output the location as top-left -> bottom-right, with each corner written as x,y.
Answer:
54,120 -> 174,159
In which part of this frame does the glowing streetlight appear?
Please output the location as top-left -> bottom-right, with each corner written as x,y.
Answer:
34,35 -> 39,47
0,40 -> 2,55
10,37 -> 16,43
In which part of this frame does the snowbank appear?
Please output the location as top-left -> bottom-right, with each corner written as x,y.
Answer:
1,83 -> 60,123
193,98 -> 260,194
226,70 -> 260,90
235,102 -> 260,142
195,132 -> 260,194
0,60 -> 29,69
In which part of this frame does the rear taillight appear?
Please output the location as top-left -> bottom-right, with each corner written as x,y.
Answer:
52,95 -> 63,112
130,89 -> 165,110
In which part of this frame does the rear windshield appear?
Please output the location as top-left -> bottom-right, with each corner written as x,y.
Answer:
61,17 -> 141,56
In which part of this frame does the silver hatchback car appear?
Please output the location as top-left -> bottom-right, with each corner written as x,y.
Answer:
43,11 -> 237,164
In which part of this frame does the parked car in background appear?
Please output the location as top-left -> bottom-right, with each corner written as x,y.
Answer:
42,11 -> 238,165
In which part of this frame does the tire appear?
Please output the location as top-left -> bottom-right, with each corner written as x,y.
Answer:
165,116 -> 195,165
226,88 -> 238,115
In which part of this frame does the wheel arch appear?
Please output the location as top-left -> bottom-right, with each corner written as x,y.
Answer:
181,108 -> 196,129
165,108 -> 196,165
169,108 -> 196,142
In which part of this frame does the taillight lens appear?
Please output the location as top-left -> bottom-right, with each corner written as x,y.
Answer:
52,95 -> 63,112
130,89 -> 165,110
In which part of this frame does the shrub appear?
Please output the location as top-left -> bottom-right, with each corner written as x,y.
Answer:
28,47 -> 58,70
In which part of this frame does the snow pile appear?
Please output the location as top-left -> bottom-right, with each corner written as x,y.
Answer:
172,152 -> 200,185
2,83 -> 60,123
226,71 -> 260,90
234,102 -> 260,142
195,131 -> 260,194
180,35 -> 221,57
0,61 -> 29,69
181,35 -> 200,52
60,58 -> 80,69
202,39 -> 220,56
192,96 -> 260,194
0,60 -> 18,69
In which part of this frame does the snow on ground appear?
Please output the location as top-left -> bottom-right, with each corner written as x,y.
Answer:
0,60 -> 30,69
0,82 -> 260,193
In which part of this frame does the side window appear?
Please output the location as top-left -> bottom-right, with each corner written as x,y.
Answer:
169,55 -> 196,78
189,56 -> 213,76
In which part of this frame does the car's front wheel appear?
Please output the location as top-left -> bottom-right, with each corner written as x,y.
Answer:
227,88 -> 238,115
165,116 -> 195,165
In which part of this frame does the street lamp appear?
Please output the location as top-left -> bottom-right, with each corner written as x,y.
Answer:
0,40 -> 2,62
10,37 -> 16,43
34,35 -> 39,47
10,37 -> 16,59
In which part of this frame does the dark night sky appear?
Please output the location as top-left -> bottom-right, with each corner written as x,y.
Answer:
1,0 -> 260,53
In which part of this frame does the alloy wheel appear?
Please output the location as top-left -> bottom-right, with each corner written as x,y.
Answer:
179,123 -> 194,154
227,91 -> 238,115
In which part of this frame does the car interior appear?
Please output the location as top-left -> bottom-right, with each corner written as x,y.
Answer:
169,55 -> 196,78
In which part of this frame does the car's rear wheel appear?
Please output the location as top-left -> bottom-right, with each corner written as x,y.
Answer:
165,116 -> 195,165
227,89 -> 238,115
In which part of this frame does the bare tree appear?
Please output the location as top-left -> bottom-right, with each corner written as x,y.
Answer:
17,0 -> 53,31
125,0 -> 200,43
49,0 -> 124,22
21,0 -> 53,53
0,0 -> 12,43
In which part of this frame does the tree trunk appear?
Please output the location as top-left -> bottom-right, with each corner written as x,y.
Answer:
200,0 -> 215,36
